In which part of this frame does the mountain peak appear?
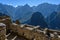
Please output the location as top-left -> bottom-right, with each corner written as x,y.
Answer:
24,4 -> 30,7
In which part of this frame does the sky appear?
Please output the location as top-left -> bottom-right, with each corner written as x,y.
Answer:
0,0 -> 60,7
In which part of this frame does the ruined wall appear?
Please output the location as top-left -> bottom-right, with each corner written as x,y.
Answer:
9,23 -> 60,40
0,24 -> 6,40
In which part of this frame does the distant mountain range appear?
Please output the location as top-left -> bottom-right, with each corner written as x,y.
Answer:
0,3 -> 60,19
0,3 -> 60,30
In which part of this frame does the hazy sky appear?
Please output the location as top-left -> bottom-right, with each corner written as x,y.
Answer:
0,0 -> 60,7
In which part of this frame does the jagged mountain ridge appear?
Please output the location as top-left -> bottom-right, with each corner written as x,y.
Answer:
0,3 -> 59,20
15,4 -> 33,22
